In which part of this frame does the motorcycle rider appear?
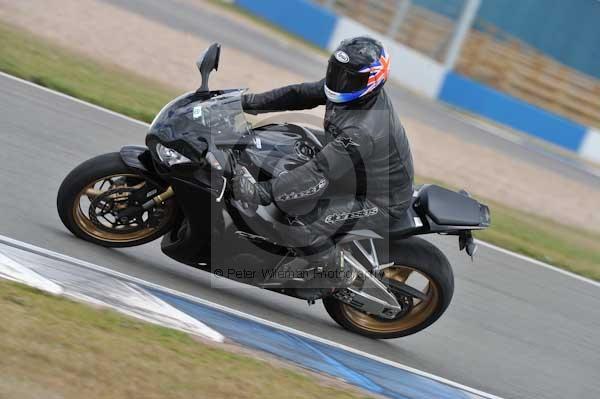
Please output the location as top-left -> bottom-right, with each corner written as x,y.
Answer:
232,37 -> 414,289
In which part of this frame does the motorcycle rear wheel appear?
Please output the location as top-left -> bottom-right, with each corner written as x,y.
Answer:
323,237 -> 454,339
57,152 -> 178,248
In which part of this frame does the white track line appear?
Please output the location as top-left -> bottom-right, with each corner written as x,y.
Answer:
0,234 -> 503,399
0,241 -> 224,342
1,70 -> 598,290
475,240 -> 600,288
0,251 -> 63,295
0,71 -> 150,128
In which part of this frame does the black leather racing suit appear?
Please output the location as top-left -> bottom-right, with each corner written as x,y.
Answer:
242,79 -> 414,254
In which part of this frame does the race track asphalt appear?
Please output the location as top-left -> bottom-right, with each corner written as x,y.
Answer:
1,73 -> 599,399
102,0 -> 600,185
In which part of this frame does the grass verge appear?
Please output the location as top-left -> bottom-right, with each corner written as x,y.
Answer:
0,23 -> 598,280
477,200 -> 600,279
0,23 -> 177,123
0,280 -> 372,399
415,177 -> 600,280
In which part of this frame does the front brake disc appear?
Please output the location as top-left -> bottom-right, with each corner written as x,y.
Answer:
88,187 -> 145,233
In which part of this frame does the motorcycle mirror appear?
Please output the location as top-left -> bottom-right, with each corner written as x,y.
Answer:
196,43 -> 221,92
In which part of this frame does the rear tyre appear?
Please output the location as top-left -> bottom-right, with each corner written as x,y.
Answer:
57,152 -> 177,248
323,237 -> 454,339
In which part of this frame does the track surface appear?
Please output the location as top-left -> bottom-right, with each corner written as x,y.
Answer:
102,0 -> 600,185
2,73 -> 600,399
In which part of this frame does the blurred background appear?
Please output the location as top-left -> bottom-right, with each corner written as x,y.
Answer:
1,1 -> 599,399
244,0 -> 600,162
329,0 -> 600,132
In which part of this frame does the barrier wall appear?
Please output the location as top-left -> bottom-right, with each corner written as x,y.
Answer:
580,129 -> 600,164
235,0 -> 337,48
233,0 -> 600,164
438,72 -> 588,152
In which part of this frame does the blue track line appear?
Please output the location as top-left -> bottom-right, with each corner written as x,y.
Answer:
151,289 -> 482,399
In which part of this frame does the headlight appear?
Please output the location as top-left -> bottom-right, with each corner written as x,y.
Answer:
155,143 -> 192,166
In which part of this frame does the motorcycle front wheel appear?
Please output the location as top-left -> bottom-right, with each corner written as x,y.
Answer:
57,152 -> 178,248
323,237 -> 454,339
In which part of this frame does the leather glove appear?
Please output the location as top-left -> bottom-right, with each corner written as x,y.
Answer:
232,174 -> 272,206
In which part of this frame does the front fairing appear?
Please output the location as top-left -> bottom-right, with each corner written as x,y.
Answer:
146,90 -> 250,163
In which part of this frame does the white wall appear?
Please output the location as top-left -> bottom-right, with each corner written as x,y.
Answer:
580,128 -> 600,164
328,17 -> 447,98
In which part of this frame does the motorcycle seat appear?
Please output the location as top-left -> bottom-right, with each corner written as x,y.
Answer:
416,185 -> 481,226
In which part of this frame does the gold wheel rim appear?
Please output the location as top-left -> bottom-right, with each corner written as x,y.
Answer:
72,174 -> 175,243
340,266 -> 440,334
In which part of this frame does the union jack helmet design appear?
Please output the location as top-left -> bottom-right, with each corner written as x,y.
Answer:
325,38 -> 390,103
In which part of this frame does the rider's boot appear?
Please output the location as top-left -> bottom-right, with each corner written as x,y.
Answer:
278,246 -> 355,289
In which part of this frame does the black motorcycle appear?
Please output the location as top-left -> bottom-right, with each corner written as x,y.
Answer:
57,44 -> 490,339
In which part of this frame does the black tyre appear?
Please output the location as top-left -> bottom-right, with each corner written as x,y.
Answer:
323,237 -> 454,339
57,152 -> 178,248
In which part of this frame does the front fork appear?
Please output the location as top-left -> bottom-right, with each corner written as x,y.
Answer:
140,186 -> 175,210
118,145 -> 177,212
113,186 -> 175,222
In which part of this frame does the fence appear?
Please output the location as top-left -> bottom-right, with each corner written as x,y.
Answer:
317,0 -> 600,130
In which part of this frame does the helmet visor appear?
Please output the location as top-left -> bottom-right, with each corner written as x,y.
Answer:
326,61 -> 370,93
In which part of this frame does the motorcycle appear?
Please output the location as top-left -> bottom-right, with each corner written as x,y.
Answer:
57,44 -> 491,339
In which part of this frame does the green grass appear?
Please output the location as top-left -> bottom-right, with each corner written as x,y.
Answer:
0,280 -> 372,399
475,200 -> 600,279
1,23 -> 598,280
0,23 -> 177,123
416,177 -> 600,280
475,198 -> 600,281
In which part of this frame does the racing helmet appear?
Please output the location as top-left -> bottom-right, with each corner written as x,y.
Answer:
324,37 -> 390,103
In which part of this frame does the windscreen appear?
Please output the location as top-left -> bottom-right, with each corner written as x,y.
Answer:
149,90 -> 250,142
147,90 -> 251,160
192,91 -> 250,137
